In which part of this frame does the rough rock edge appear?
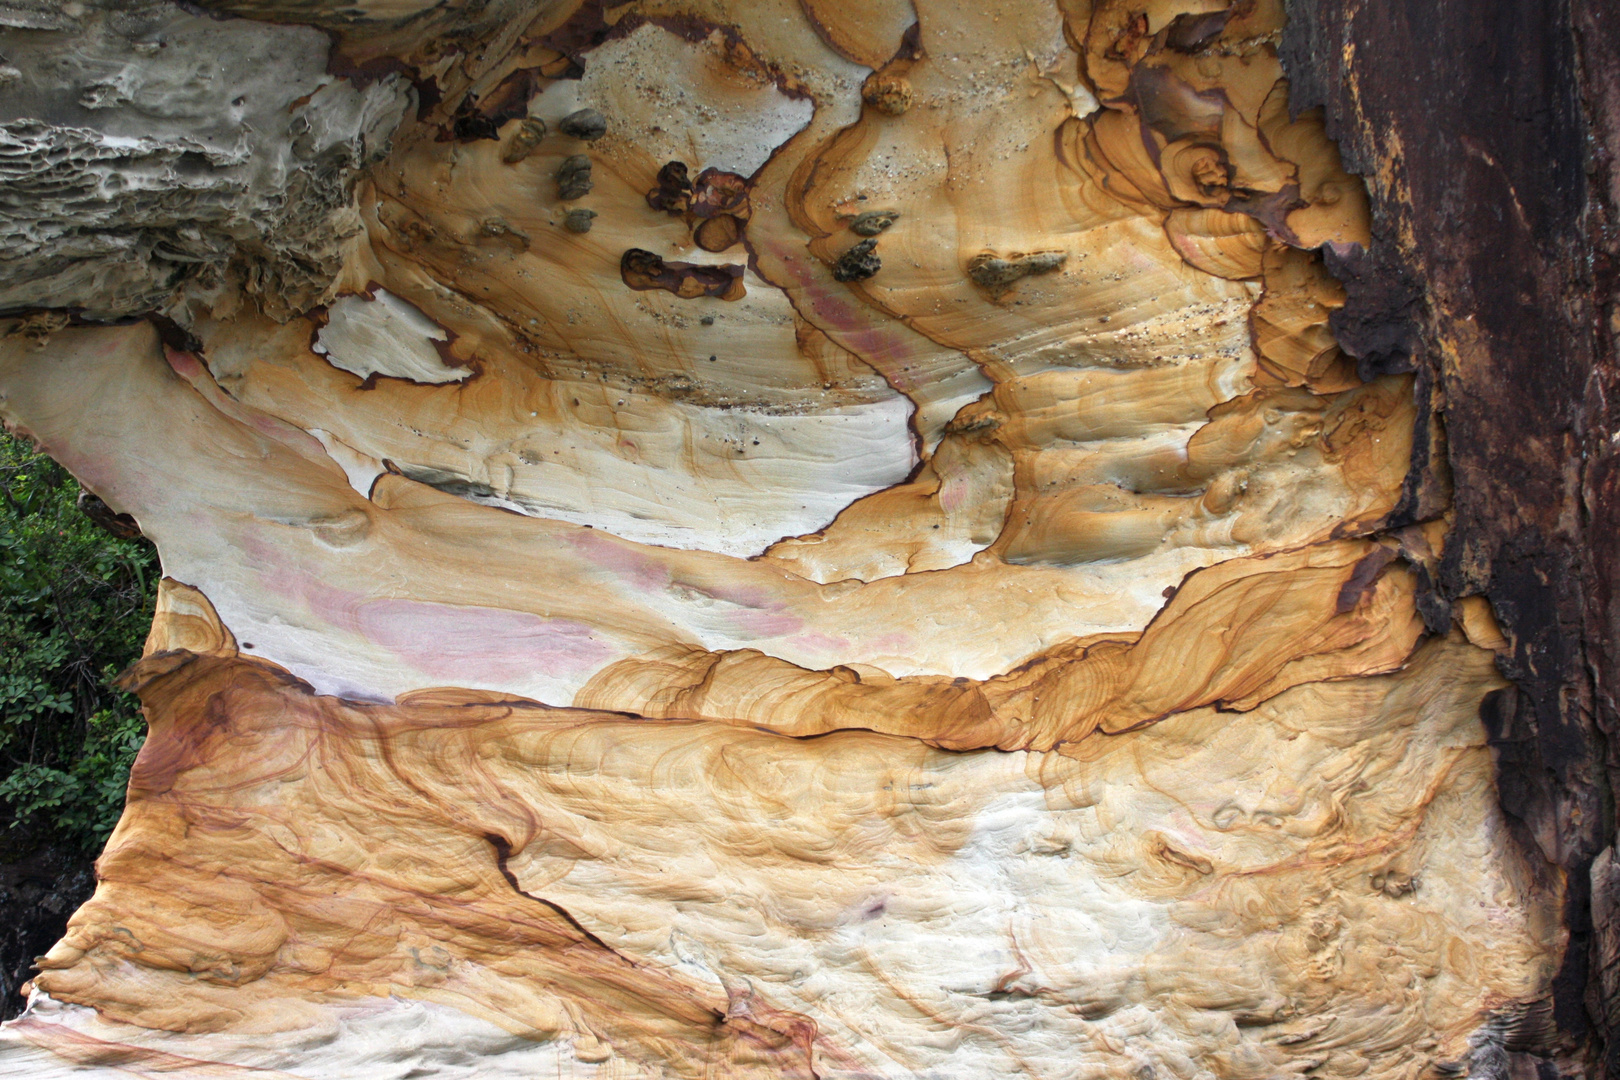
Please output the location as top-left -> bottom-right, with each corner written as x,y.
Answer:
1281,0 -> 1620,1074
0,0 -> 410,323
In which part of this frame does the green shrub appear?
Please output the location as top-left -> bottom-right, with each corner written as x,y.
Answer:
0,433 -> 156,853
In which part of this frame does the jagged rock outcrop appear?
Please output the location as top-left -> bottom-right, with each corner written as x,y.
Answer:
0,2 -> 407,320
0,0 -> 1611,1076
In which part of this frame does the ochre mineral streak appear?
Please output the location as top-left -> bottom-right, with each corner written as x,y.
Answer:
0,0 -> 1568,1077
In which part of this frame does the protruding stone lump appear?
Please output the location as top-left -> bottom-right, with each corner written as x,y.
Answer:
862,73 -> 915,116
502,117 -> 547,164
557,155 -> 592,200
647,161 -> 692,213
850,210 -> 900,237
967,250 -> 1067,290
559,109 -> 607,141
832,238 -> 881,282
563,208 -> 597,234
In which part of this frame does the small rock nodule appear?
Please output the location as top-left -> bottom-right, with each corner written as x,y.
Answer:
557,155 -> 593,200
647,160 -> 693,213
563,208 -> 597,233
850,210 -> 899,237
559,108 -> 608,141
832,238 -> 881,282
967,250 -> 1067,290
863,73 -> 915,116
502,117 -> 547,164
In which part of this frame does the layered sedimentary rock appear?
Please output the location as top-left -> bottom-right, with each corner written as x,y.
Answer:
0,0 -> 1588,1076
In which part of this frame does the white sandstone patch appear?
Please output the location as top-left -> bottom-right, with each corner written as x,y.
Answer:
308,427 -> 386,498
314,290 -> 467,385
456,389 -> 917,560
0,993 -> 614,1080
572,22 -> 815,178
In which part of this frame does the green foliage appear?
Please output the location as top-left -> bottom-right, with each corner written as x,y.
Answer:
0,433 -> 156,853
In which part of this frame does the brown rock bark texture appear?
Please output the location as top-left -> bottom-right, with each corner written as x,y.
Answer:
1281,0 -> 1620,1074
0,0 -> 1608,1077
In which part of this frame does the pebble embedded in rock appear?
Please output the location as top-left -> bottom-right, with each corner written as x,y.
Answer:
832,238 -> 881,282
501,117 -> 546,164
862,73 -> 915,116
557,155 -> 593,200
850,210 -> 899,237
559,108 -> 607,141
563,208 -> 597,233
647,160 -> 693,213
967,250 -> 1067,290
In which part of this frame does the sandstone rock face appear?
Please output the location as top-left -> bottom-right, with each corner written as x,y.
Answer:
0,1 -> 1576,1077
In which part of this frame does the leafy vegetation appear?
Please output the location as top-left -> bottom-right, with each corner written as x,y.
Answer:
0,432 -> 156,854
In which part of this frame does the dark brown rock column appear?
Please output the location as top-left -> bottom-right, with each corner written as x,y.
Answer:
1282,0 -> 1620,1072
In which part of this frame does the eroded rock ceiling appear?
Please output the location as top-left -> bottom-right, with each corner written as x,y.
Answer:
0,0 -> 1565,1077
